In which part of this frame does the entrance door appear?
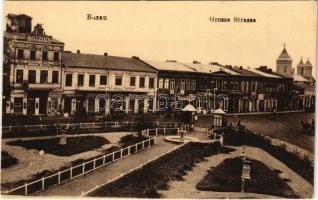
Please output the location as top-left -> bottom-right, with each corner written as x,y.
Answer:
99,98 -> 106,113
14,97 -> 23,115
64,98 -> 72,113
39,97 -> 47,114
27,98 -> 35,115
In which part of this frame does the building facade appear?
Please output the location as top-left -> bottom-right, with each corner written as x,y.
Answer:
4,14 -> 64,116
61,52 -> 158,116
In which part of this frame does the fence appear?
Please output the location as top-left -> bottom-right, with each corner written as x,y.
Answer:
230,126 -> 314,166
2,121 -> 183,134
142,124 -> 190,137
3,137 -> 155,196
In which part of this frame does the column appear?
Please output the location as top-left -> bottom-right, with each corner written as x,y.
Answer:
35,97 -> 40,115
125,96 -> 129,114
134,97 -> 139,114
152,96 -> 157,113
105,97 -> 110,115
256,100 -> 259,112
238,99 -> 242,113
47,97 -> 51,115
144,97 -> 149,113
248,100 -> 252,112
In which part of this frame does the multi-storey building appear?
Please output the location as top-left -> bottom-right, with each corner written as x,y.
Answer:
3,14 -> 64,116
61,52 -> 157,115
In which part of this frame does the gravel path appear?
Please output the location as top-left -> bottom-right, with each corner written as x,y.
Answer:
160,145 -> 313,199
1,132 -> 133,186
34,137 -> 178,196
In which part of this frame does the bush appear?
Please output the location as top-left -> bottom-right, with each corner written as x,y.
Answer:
1,151 -> 17,168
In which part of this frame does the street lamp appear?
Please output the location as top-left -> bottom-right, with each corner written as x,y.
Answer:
213,88 -> 218,111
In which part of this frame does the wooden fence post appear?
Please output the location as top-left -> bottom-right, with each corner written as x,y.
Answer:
112,152 -> 115,161
93,158 -> 96,170
9,125 -> 12,132
103,155 -> 106,165
24,183 -> 28,196
164,128 -> 166,135
82,163 -> 85,174
155,128 -> 158,136
120,149 -> 123,158
42,177 -> 45,191
58,171 -> 61,184
70,167 -> 73,178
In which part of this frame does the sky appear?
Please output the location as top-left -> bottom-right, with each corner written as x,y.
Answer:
4,1 -> 317,77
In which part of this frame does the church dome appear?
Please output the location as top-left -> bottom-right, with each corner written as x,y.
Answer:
277,46 -> 292,62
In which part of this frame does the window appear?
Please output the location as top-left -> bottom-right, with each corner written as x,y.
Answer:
149,78 -> 154,89
42,51 -> 48,61
211,80 -> 216,89
139,77 -> 145,88
28,70 -> 36,84
170,79 -> 175,90
77,74 -> 84,87
16,69 -> 23,83
100,75 -> 107,85
89,75 -> 95,87
54,52 -> 59,62
130,77 -> 136,87
52,71 -> 59,84
17,49 -> 24,60
164,79 -> 169,89
159,78 -> 163,88
65,74 -> 73,86
180,80 -> 185,91
115,76 -> 122,86
186,80 -> 191,90
40,70 -> 48,83
192,80 -> 196,90
30,50 -> 36,60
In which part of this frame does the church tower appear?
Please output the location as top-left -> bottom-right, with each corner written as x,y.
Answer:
303,58 -> 313,80
276,44 -> 293,75
296,57 -> 305,76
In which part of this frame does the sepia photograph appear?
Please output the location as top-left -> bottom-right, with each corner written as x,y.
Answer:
1,1 -> 316,199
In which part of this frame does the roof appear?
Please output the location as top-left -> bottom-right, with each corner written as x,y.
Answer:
183,63 -> 240,75
297,58 -> 305,67
62,52 -> 157,73
143,60 -> 197,73
250,68 -> 282,78
227,66 -> 263,77
214,108 -> 226,114
277,47 -> 292,62
293,74 -> 310,82
181,104 -> 197,112
4,31 -> 64,44
304,59 -> 313,68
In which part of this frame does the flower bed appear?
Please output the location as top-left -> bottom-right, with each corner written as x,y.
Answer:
89,142 -> 221,198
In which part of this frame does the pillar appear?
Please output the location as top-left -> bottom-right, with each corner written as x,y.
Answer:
125,96 -> 129,114
134,97 -> 139,114
10,96 -> 14,114
144,97 -> 149,113
105,97 -> 110,115
47,97 -> 51,115
248,100 -> 252,112
238,99 -> 242,113
152,96 -> 157,113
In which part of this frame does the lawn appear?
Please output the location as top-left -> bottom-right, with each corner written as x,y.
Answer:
1,151 -> 18,168
7,136 -> 109,156
197,157 -> 299,198
89,142 -> 222,198
227,112 -> 315,152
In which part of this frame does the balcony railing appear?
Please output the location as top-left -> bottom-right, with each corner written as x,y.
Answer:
27,83 -> 60,90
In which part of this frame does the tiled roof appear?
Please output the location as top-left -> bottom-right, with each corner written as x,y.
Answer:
249,68 -> 282,78
62,52 -> 157,73
226,66 -> 262,77
4,31 -> 64,44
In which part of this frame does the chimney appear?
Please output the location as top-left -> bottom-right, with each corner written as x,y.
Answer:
132,56 -> 140,60
104,53 -> 108,56
193,60 -> 201,64
239,66 -> 243,70
77,50 -> 80,54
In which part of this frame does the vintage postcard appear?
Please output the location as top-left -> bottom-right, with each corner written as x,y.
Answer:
1,1 -> 316,199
